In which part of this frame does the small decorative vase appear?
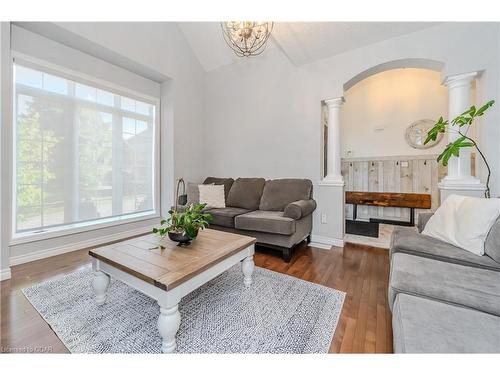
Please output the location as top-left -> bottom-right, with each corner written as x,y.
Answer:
168,231 -> 196,246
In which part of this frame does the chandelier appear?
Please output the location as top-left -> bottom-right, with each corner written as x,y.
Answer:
221,22 -> 274,57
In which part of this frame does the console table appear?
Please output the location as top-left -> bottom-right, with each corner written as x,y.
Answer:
345,191 -> 432,237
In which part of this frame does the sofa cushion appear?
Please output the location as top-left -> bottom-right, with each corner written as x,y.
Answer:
390,227 -> 500,271
235,210 -> 296,235
259,179 -> 312,211
417,212 -> 434,233
205,207 -> 251,228
203,177 -> 234,202
186,182 -> 200,205
211,214 -> 312,249
389,253 -> 500,316
485,216 -> 500,263
226,178 -> 266,210
393,294 -> 500,353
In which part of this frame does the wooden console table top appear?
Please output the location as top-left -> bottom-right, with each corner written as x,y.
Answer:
345,191 -> 432,209
89,229 -> 256,291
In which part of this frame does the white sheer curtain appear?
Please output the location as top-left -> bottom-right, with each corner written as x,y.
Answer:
14,62 -> 156,233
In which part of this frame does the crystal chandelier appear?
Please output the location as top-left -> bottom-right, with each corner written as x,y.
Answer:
221,22 -> 274,57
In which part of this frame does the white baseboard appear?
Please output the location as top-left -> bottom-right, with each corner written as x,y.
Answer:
309,242 -> 333,250
309,234 -> 344,250
9,226 -> 152,266
1,267 -> 12,281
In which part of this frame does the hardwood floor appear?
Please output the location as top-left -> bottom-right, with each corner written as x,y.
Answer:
0,240 -> 393,353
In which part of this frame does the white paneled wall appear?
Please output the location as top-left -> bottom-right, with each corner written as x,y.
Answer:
342,155 -> 448,221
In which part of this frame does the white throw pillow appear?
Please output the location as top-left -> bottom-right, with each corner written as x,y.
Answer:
198,184 -> 226,208
422,194 -> 500,256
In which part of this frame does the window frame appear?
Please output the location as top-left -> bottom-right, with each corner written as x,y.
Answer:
10,53 -> 161,245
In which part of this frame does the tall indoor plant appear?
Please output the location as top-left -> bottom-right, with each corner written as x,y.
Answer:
425,100 -> 495,198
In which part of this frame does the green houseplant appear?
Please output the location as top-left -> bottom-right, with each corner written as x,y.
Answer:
425,100 -> 495,198
153,203 -> 213,245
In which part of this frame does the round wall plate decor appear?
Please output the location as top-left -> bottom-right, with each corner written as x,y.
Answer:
405,119 -> 443,149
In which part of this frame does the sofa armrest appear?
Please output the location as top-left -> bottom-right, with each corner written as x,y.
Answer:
417,212 -> 434,233
284,199 -> 317,220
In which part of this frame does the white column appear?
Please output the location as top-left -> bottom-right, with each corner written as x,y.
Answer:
439,72 -> 486,202
314,97 -> 345,251
320,97 -> 344,186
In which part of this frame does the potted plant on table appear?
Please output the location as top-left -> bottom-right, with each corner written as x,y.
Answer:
153,203 -> 213,246
425,100 -> 495,198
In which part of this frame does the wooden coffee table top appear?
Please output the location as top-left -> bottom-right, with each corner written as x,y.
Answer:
89,229 -> 256,291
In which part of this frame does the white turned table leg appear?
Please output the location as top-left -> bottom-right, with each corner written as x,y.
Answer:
157,304 -> 181,353
93,270 -> 110,305
242,255 -> 254,286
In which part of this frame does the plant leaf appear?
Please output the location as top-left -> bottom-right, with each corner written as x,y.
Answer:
475,100 -> 495,116
424,118 -> 447,145
437,137 -> 474,166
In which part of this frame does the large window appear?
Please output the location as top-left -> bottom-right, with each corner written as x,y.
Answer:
13,61 -> 157,235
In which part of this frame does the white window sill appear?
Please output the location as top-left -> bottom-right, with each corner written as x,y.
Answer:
10,211 -> 160,246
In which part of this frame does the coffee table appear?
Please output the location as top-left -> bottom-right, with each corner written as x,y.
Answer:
88,228 -> 256,353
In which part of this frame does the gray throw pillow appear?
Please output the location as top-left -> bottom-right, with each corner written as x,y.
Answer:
485,216 -> 500,263
186,182 -> 200,205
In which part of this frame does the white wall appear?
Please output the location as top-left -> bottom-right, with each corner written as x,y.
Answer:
1,22 -> 206,266
203,23 -> 500,244
342,68 -> 448,158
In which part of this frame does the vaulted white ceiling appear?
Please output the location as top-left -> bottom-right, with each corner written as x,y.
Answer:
178,22 -> 440,72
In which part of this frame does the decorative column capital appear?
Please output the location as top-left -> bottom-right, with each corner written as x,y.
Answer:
324,97 -> 345,108
443,71 -> 479,89
440,70 -> 481,188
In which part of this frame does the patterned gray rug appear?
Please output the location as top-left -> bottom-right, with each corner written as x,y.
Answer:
22,265 -> 345,353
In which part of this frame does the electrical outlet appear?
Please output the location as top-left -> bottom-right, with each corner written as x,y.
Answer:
321,213 -> 328,224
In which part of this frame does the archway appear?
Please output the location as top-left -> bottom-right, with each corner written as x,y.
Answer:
342,65 -> 448,245
317,58 -> 483,247
322,58 -> 446,186
343,58 -> 445,92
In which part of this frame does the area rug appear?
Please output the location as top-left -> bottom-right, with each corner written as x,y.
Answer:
22,265 -> 345,353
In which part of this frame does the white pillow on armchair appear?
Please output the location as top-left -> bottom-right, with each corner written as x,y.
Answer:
422,194 -> 500,256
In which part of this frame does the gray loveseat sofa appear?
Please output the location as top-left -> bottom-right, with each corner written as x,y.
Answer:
178,177 -> 317,262
389,213 -> 500,353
